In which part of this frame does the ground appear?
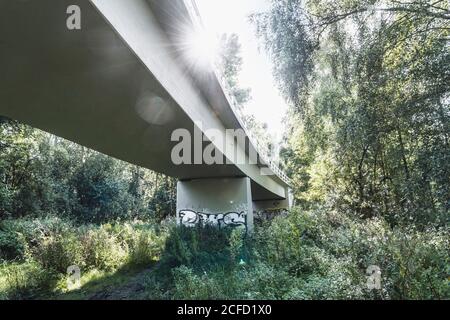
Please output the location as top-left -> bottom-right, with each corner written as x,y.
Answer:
58,266 -> 153,300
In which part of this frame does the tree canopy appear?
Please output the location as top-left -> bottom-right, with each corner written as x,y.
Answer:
252,0 -> 449,226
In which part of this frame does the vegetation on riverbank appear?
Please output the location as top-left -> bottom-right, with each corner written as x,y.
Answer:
1,207 -> 448,300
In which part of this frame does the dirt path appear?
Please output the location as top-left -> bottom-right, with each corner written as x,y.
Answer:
87,268 -> 152,300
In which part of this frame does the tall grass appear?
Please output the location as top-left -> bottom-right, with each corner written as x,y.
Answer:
1,208 -> 448,300
0,216 -> 169,299
158,208 -> 449,300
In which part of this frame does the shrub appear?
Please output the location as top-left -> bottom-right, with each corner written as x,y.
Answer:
34,232 -> 84,274
161,225 -> 236,270
1,210 -> 448,300
0,260 -> 57,299
127,230 -> 164,266
172,266 -> 232,300
171,263 -> 302,300
0,216 -> 74,248
110,222 -> 167,267
229,227 -> 246,263
80,226 -> 127,271
373,226 -> 449,299
0,229 -> 27,261
236,262 -> 297,299
251,207 -> 450,299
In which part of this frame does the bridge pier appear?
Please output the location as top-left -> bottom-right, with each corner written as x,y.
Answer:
252,188 -> 293,222
176,177 -> 254,233
252,187 -> 293,213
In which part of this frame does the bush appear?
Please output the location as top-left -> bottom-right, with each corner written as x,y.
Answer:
109,222 -> 167,267
369,226 -> 449,299
0,216 -> 76,263
70,154 -> 133,223
34,232 -> 84,274
1,210 -> 448,300
172,266 -> 223,299
1,216 -> 74,246
0,260 -> 57,299
128,230 -> 165,266
0,229 -> 27,261
80,226 -> 127,271
161,224 -> 242,270
0,217 -> 84,274
0,216 -> 173,299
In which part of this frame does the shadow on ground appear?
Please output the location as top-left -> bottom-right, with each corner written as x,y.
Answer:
57,263 -> 158,300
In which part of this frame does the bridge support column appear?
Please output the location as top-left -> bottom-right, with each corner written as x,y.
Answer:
176,177 -> 254,234
252,187 -> 293,215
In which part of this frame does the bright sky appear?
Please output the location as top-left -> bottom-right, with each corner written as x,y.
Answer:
195,0 -> 289,140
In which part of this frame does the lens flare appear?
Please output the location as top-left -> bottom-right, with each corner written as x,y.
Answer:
180,27 -> 219,71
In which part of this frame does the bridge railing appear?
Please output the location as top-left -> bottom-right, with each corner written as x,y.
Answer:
184,0 -> 291,186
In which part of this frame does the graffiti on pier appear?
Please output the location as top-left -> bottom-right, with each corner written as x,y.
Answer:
178,209 -> 247,233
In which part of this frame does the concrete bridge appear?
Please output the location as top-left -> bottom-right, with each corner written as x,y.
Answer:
0,0 -> 291,231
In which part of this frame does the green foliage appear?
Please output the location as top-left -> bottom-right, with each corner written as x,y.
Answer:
0,260 -> 57,299
0,216 -> 73,262
161,225 -> 240,269
147,176 -> 176,222
34,232 -> 84,274
128,211 -> 449,300
172,266 -> 230,300
0,216 -> 169,299
0,229 -> 26,261
165,208 -> 448,300
70,154 -> 132,223
255,0 -> 449,226
255,208 -> 449,299
251,0 -> 316,109
0,211 -> 447,300
79,226 -> 126,271
218,33 -> 252,106
125,227 -> 167,266
0,119 -> 176,223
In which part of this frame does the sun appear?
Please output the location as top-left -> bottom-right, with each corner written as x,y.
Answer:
180,26 -> 220,71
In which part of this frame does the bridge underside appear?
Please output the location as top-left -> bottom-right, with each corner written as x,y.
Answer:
0,0 -> 291,225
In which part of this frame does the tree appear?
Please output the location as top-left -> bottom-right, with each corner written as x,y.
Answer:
217,33 -> 252,106
217,33 -> 277,155
0,118 -> 177,222
253,0 -> 449,226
